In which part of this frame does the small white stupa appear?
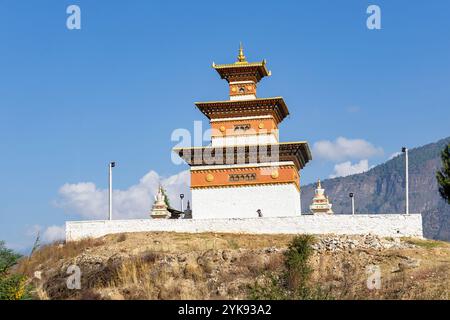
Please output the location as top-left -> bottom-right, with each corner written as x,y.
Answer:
309,179 -> 334,214
150,186 -> 170,219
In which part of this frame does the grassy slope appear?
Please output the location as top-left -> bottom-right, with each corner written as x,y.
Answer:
16,232 -> 450,300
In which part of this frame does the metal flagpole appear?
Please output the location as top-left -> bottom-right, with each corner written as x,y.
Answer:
109,162 -> 115,220
180,194 -> 184,213
349,193 -> 355,215
402,147 -> 409,215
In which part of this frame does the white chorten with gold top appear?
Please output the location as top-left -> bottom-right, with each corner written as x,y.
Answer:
309,180 -> 334,214
150,186 -> 170,219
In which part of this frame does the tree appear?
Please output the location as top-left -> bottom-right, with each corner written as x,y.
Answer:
0,241 -> 21,274
0,241 -> 31,300
436,143 -> 450,204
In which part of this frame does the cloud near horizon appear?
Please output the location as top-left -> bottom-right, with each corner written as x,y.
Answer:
25,224 -> 66,244
55,170 -> 190,220
329,159 -> 371,178
313,137 -> 384,162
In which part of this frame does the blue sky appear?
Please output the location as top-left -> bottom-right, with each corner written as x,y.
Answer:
1,0 -> 449,252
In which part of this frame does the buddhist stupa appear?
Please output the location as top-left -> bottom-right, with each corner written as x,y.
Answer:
150,186 -> 170,219
309,179 -> 333,214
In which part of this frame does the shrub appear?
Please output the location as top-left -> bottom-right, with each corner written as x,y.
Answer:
284,234 -> 315,295
0,241 -> 21,274
249,234 -> 326,300
0,274 -> 31,300
0,241 -> 32,300
249,273 -> 287,300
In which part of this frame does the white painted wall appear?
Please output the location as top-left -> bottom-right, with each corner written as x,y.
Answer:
191,184 -> 300,219
230,94 -> 256,101
66,214 -> 423,241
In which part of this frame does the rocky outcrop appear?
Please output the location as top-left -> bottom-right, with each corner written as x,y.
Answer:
311,234 -> 415,252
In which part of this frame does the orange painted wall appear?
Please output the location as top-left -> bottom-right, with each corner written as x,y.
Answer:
229,83 -> 256,97
210,117 -> 278,137
191,165 -> 300,190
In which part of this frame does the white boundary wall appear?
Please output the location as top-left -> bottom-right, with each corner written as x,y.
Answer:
66,214 -> 423,241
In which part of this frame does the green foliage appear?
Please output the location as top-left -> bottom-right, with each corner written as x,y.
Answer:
284,234 -> 314,295
249,235 -> 330,300
436,143 -> 450,204
404,238 -> 443,249
0,241 -> 21,274
0,241 -> 32,300
249,274 -> 287,300
161,187 -> 171,207
0,274 -> 31,300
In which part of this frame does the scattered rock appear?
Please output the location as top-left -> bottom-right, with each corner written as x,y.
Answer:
222,250 -> 231,261
34,270 -> 42,280
311,235 -> 415,253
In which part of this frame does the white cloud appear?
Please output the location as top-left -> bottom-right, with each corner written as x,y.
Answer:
24,224 -> 65,244
388,152 -> 401,160
55,170 -> 190,220
329,159 -> 370,178
313,137 -> 383,161
42,225 -> 65,243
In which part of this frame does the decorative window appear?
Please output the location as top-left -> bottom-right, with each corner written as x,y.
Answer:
239,87 -> 245,94
229,173 -> 256,182
234,124 -> 251,132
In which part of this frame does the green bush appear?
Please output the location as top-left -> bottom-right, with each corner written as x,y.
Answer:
284,234 -> 314,295
0,241 -> 32,300
0,274 -> 31,300
249,273 -> 288,300
0,241 -> 21,274
249,234 -> 329,300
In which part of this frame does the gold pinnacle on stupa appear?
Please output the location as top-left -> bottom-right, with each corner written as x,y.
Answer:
236,42 -> 247,64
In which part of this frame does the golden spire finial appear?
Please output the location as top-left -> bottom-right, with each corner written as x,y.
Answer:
237,42 -> 246,63
317,179 -> 322,189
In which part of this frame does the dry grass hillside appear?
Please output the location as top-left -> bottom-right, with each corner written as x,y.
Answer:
15,232 -> 450,300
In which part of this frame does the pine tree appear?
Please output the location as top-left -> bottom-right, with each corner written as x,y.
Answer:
436,143 -> 450,204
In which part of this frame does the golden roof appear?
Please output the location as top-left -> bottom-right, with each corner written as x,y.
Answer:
212,44 -> 271,82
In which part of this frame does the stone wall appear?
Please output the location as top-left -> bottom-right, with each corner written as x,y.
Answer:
66,214 -> 423,241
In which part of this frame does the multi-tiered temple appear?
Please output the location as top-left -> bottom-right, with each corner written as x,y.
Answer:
175,45 -> 312,219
